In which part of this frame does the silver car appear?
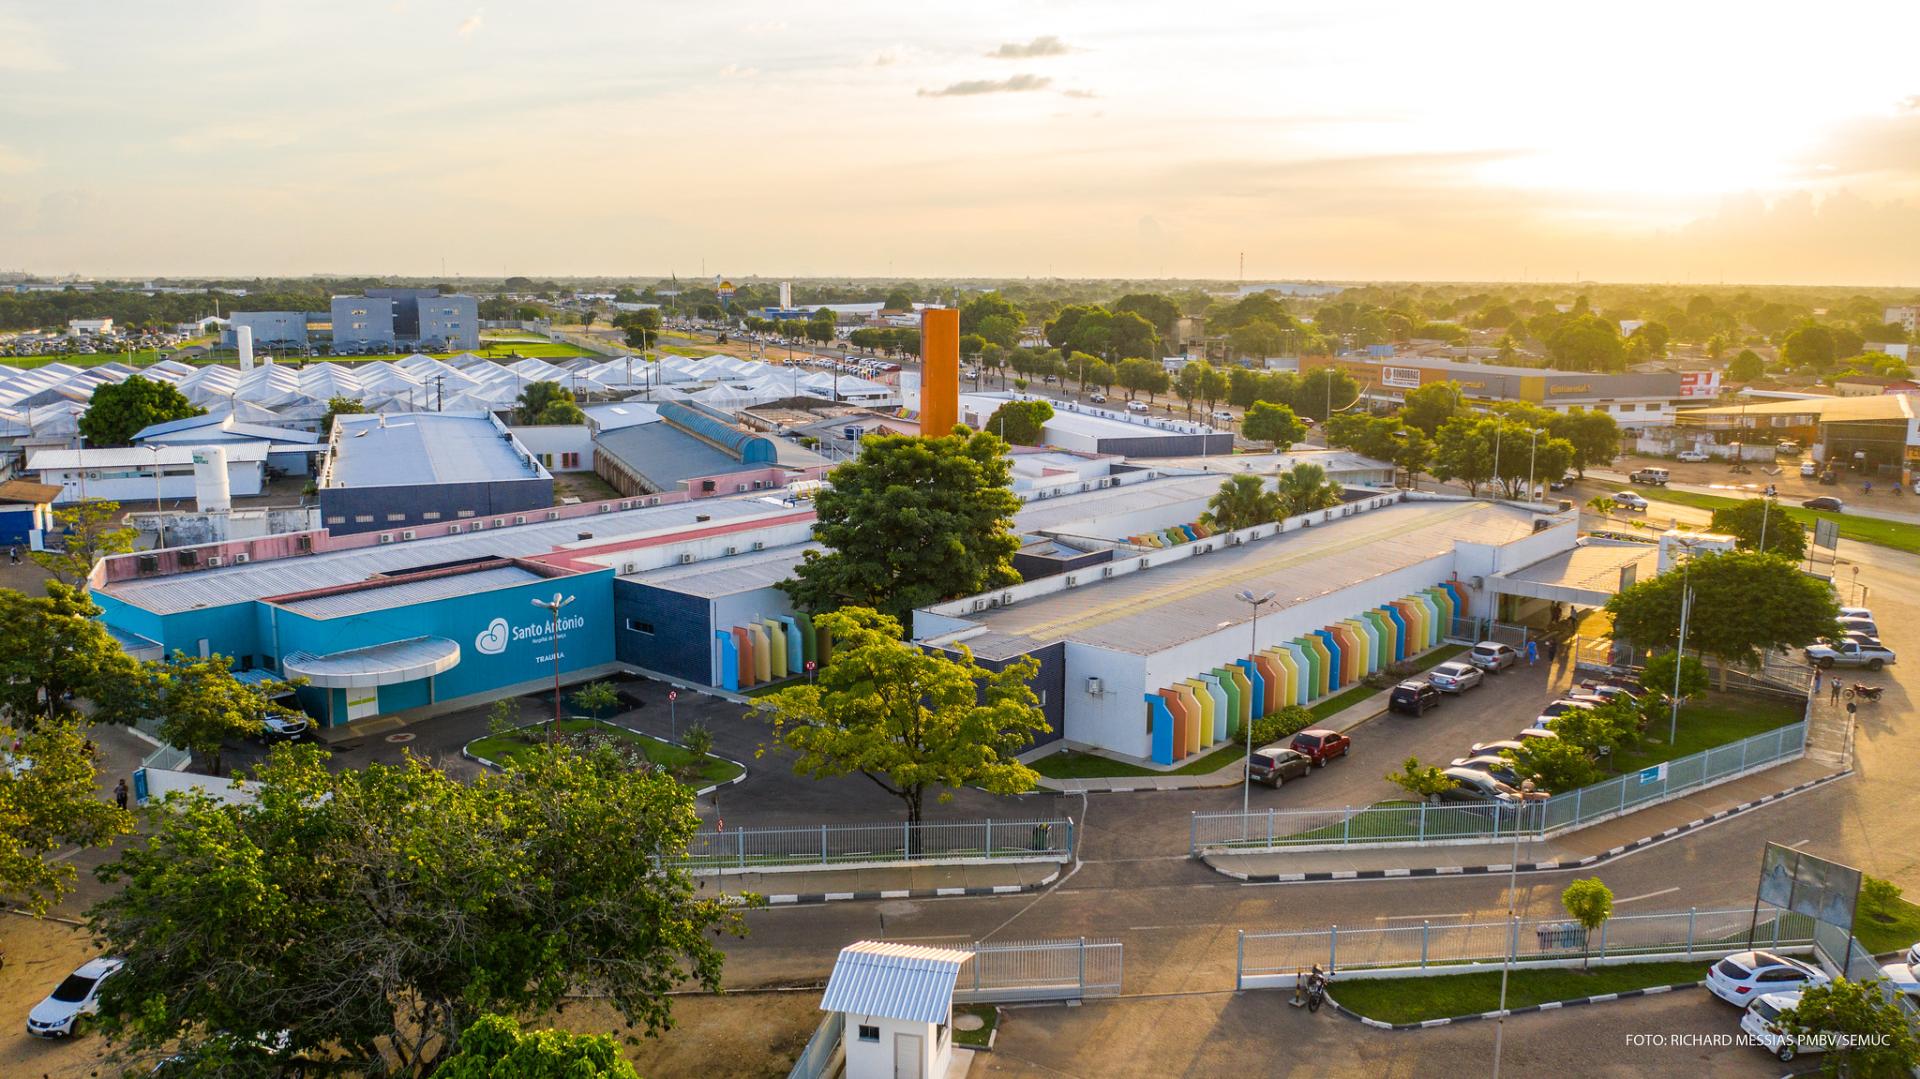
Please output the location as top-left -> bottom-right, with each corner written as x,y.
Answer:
1467,642 -> 1518,672
1427,660 -> 1484,693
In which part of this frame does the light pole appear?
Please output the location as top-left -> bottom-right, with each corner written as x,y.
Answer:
531,592 -> 575,744
1668,537 -> 1700,745
1236,588 -> 1277,816
1526,427 -> 1544,501
1491,421 -> 1503,498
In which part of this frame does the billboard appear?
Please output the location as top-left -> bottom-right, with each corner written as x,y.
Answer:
1679,371 -> 1722,398
1382,366 -> 1422,390
1757,843 -> 1859,932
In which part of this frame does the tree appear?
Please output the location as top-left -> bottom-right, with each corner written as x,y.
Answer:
1545,317 -> 1626,373
579,310 -> 596,334
1430,416 -> 1497,496
30,498 -> 136,586
1709,499 -> 1809,561
1546,697 -> 1645,759
1242,400 -> 1306,451
1642,651 -> 1709,705
1782,324 -> 1837,371
1777,977 -> 1920,1074
1728,349 -> 1766,382
884,288 -> 916,311
1112,293 -> 1180,340
439,1013 -> 641,1079
1400,381 -> 1464,435
1325,413 -> 1430,477
983,399 -> 1054,446
976,314 -> 1021,350
1545,408 -> 1619,477
1385,756 -> 1457,801
1081,357 -> 1114,393
78,375 -> 203,446
0,582 -> 140,727
1587,495 -> 1617,518
1227,319 -> 1286,360
513,381 -> 586,425
616,308 -> 662,350
1560,878 -> 1614,969
320,395 -> 367,434
960,291 -> 1025,336
759,608 -> 1048,828
1501,736 -> 1599,794
779,428 -> 1021,628
486,698 -> 520,740
92,744 -> 741,1075
1274,463 -> 1344,518
1606,551 -> 1839,684
1294,367 -> 1359,422
144,652 -> 297,776
1114,357 -> 1169,402
0,720 -> 132,914
1204,474 -> 1280,531
569,680 -> 619,721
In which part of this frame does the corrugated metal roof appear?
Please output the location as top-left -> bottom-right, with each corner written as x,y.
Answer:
29,443 -> 272,469
622,542 -> 818,597
593,422 -> 765,487
101,497 -> 784,616
328,412 -> 548,488
272,565 -> 545,618
819,941 -> 969,1025
1679,395 -> 1913,422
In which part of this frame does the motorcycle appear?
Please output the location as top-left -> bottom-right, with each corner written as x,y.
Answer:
1847,684 -> 1884,702
1292,963 -> 1333,1012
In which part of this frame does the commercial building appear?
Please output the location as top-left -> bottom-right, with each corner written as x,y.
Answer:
0,478 -> 60,546
1886,306 -> 1918,335
592,401 -> 829,498
222,311 -> 310,348
28,444 -> 267,505
66,318 -> 113,337
132,413 -> 322,476
1301,354 -> 1721,429
1677,394 -> 1920,479
318,412 -> 553,535
959,393 -> 1233,457
913,495 -> 1579,765
331,290 -> 479,351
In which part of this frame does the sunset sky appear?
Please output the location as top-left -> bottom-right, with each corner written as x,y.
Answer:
2,1 -> 1918,284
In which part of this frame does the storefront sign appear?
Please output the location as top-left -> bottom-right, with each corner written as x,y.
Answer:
1382,366 -> 1422,389
1548,384 -> 1593,395
1678,371 -> 1722,398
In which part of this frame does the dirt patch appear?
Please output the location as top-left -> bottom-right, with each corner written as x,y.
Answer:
0,913 -> 119,1079
545,991 -> 819,1078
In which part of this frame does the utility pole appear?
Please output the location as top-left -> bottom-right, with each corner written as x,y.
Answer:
1235,589 -> 1276,816
531,592 -> 575,743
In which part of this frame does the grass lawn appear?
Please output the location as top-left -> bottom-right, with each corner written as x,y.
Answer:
467,717 -> 742,789
952,1004 -> 998,1049
1029,644 -> 1466,780
1610,693 -> 1803,774
1639,487 -> 1920,556
1855,882 -> 1920,955
1330,960 -> 1707,1025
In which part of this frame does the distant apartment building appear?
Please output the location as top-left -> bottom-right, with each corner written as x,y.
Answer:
227,290 -> 478,354
1887,306 -> 1919,335
330,295 -> 396,351
223,311 -> 311,348
364,287 -> 479,350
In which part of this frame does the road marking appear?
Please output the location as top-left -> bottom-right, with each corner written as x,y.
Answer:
1377,912 -> 1471,921
1615,886 -> 1679,905
1789,838 -> 1813,848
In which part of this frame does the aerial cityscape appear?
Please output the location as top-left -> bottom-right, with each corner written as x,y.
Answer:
3,2 -> 1920,1077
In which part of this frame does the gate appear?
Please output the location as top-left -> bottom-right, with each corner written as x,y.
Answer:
953,937 -> 1122,1003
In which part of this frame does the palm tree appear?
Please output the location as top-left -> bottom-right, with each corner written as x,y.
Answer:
1275,463 -> 1344,519
1203,474 -> 1280,531
1586,496 -> 1617,519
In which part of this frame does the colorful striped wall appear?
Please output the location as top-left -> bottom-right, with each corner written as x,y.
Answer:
1124,518 -> 1217,549
1141,580 -> 1469,765
714,613 -> 832,692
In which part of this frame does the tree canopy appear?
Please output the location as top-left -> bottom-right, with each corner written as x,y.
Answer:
138,652 -> 300,775
439,1014 -> 641,1079
614,307 -> 662,349
1605,550 -> 1839,675
758,607 -> 1048,826
513,381 -> 586,425
30,498 -> 135,586
1709,498 -> 1809,561
1274,463 -> 1344,518
0,582 -> 141,728
983,398 -> 1054,446
1324,413 -> 1430,476
779,428 -> 1021,628
90,744 -> 741,1075
320,395 -> 367,434
1400,381 -> 1464,435
1777,977 -> 1920,1076
0,720 -> 132,914
1242,400 -> 1307,451
1204,474 -> 1280,531
78,375 -> 203,447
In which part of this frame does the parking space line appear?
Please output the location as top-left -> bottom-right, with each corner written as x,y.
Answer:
1615,886 -> 1679,905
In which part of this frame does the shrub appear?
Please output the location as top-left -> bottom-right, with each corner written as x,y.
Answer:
1385,756 -> 1456,800
1363,660 -> 1420,690
1863,876 -> 1904,909
1249,705 -> 1314,747
682,723 -> 714,759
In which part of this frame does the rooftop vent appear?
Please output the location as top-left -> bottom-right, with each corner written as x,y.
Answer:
577,532 -> 593,541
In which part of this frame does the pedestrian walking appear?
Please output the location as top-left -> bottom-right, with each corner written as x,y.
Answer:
113,778 -> 128,811
1831,680 -> 1844,704
1526,639 -> 1538,667
1545,638 -> 1559,664
1812,670 -> 1823,698
6,546 -> 17,565
1847,700 -> 1858,723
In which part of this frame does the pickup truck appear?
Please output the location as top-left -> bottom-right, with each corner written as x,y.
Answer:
1805,639 -> 1896,671
1629,467 -> 1670,485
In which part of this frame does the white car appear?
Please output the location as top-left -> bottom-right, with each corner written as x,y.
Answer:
1801,461 -> 1818,478
1676,450 -> 1710,463
1804,638 -> 1896,670
1612,491 -> 1649,511
1126,400 -> 1150,414
1466,641 -> 1519,672
27,957 -> 124,1037
1838,606 -> 1873,621
1427,660 -> 1484,693
1705,950 -> 1828,1007
1740,991 -> 1824,1063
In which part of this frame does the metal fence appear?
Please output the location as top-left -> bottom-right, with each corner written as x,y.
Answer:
1572,637 -> 1812,697
787,1010 -> 842,1079
1192,722 -> 1805,853
954,937 -> 1122,1003
674,818 -> 1073,872
1238,907 -> 1815,984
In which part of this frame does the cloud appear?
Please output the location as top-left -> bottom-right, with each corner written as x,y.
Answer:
987,36 -> 1069,59
456,10 -> 483,37
718,64 -> 758,79
1061,89 -> 1098,99
918,74 -> 1051,98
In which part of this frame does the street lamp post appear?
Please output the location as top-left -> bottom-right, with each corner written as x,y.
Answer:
1669,537 -> 1700,745
530,592 -> 575,744
1526,427 -> 1543,501
1235,588 -> 1277,816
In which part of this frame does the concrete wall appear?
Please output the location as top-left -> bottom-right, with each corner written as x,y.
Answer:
319,475 -> 554,535
510,425 -> 594,471
613,579 -> 715,684
38,460 -> 265,505
842,1014 -> 945,1079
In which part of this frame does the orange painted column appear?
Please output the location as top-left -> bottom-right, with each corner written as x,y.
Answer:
919,308 -> 960,436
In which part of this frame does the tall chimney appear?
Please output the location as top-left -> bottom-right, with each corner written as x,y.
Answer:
919,308 -> 959,437
237,324 -> 254,371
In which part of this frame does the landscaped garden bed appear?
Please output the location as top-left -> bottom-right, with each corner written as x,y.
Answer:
465,717 -> 745,792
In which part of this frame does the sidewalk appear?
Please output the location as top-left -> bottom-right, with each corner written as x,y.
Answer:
1203,755 -> 1848,881
1034,687 -> 1395,793
691,859 -> 1064,904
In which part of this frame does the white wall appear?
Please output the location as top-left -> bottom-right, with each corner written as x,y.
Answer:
509,424 -> 594,471
1063,642 -> 1150,758
841,1014 -> 945,1079
40,462 -> 265,505
577,520 -> 815,575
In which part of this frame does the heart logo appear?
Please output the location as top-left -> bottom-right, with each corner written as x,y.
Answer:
474,617 -> 509,655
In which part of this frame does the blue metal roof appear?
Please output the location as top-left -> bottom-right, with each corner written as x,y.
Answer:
819,941 -> 969,1025
592,422 -> 767,489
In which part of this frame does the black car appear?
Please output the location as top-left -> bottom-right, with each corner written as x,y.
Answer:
1246,746 -> 1313,787
1803,496 -> 1844,512
1388,680 -> 1441,716
1548,474 -> 1575,491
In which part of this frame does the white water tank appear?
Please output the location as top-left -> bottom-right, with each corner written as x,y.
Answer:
192,446 -> 231,512
236,324 -> 254,371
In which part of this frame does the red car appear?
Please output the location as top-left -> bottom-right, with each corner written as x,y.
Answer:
1289,728 -> 1351,767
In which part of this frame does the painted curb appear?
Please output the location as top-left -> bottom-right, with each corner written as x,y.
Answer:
1213,769 -> 1852,883
752,865 -> 1061,907
1326,980 -> 1701,1030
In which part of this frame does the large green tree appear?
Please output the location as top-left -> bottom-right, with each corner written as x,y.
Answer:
1428,415 -> 1497,495
983,398 -> 1054,446
30,498 -> 136,586
1294,367 -> 1359,421
1111,293 -> 1181,340
78,375 -> 202,446
1204,474 -> 1280,531
1544,407 -> 1620,476
513,381 -> 586,425
779,428 -> 1021,627
320,395 -> 367,434
1400,380 -> 1464,435
0,582 -> 140,728
960,291 -> 1025,337
0,720 -> 132,914
141,652 -> 299,776
1709,499 -> 1809,561
1777,977 -> 1920,1076
90,744 -> 741,1075
1545,316 -> 1626,372
615,307 -> 662,350
759,608 -> 1048,827
1242,400 -> 1307,451
439,1014 -> 641,1079
1781,324 -> 1837,371
1605,550 -> 1839,680
1274,463 -> 1344,518
1114,357 -> 1170,402
1325,413 -> 1430,477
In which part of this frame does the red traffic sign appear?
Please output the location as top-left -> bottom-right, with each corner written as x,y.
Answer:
668,690 -> 678,701
805,660 -> 817,671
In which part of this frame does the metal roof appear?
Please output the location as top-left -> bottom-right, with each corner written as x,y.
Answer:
1491,541 -> 1660,606
622,542 -> 818,598
282,636 -> 461,689
593,422 -> 769,487
271,565 -> 546,618
1678,395 -> 1914,423
328,412 -> 549,488
1012,473 -> 1228,535
100,496 -> 785,616
819,941 -> 970,1025
28,443 -> 273,469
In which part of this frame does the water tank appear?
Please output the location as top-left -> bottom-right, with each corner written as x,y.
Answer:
192,446 -> 231,512
237,324 -> 254,371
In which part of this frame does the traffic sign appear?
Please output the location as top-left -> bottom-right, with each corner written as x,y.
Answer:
805,660 -> 816,671
668,690 -> 678,701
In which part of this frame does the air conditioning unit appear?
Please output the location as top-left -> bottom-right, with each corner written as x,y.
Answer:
1103,565 -> 1116,578
1065,575 -> 1078,587
378,533 -> 394,545
514,515 -> 527,526
493,519 -> 504,529
1470,575 -> 1485,589
1099,478 -> 1113,488
1086,677 -> 1103,696
679,552 -> 695,564
621,501 -> 632,510
751,541 -> 765,551
232,552 -> 249,564
402,530 -> 416,540
1000,592 -> 1014,604
204,555 -> 222,567
725,546 -> 739,556
599,504 -> 613,513
448,525 -> 460,534
972,599 -> 986,612
546,511 -> 560,520
622,562 -> 637,574
1138,557 -> 1150,569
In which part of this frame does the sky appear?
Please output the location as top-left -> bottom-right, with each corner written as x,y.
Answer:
2,1 -> 1919,286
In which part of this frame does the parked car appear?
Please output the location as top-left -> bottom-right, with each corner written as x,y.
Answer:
1839,616 -> 1879,638
1800,460 -> 1818,478
1537,698 -> 1597,722
1437,768 -> 1547,804
1467,738 -> 1530,758
1548,473 -> 1576,491
1211,410 -> 1234,423
1804,638 -> 1896,670
1289,728 -> 1351,767
1675,450 -> 1710,463
1449,754 -> 1525,786
1705,951 -> 1828,1006
1246,746 -> 1313,787
1612,491 -> 1649,511
1388,680 -> 1442,716
1838,606 -> 1873,621
1629,467 -> 1670,485
1088,393 -> 1107,403
27,957 -> 124,1037
1575,683 -> 1639,704
1427,660 -> 1484,693
259,713 -> 311,743
1513,727 -> 1559,743
1802,496 -> 1844,512
1126,400 -> 1150,413
1467,641 -> 1519,672
1740,991 -> 1825,1063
